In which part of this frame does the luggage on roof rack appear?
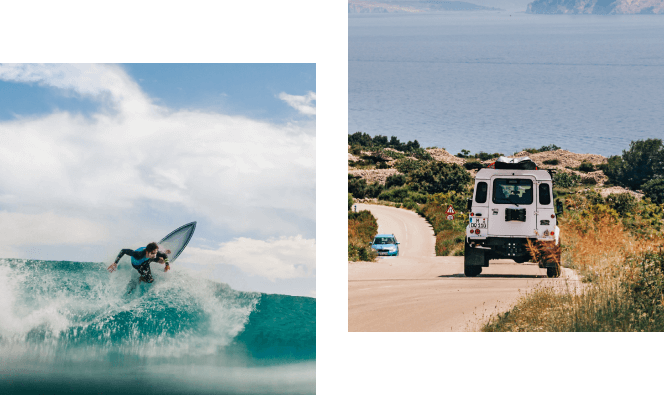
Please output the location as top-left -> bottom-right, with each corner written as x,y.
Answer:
488,156 -> 538,170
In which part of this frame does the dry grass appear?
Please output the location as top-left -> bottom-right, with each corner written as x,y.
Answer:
348,210 -> 379,262
483,213 -> 664,332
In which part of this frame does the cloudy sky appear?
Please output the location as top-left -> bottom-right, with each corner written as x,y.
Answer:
0,63 -> 316,297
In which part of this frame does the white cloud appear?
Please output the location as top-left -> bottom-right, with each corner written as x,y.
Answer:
0,63 -> 153,114
0,64 -> 315,239
183,236 -> 315,280
278,91 -> 316,115
0,211 -> 109,247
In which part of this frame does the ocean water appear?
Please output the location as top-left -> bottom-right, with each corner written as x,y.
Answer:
349,12 -> 664,157
0,259 -> 315,395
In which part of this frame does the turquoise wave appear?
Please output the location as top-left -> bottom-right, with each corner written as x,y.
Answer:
0,258 -> 315,394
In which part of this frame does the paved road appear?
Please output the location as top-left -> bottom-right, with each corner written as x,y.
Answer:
348,203 -> 579,332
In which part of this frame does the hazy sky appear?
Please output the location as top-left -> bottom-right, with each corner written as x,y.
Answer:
0,63 -> 316,297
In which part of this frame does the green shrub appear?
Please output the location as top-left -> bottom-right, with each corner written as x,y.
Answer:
348,175 -> 367,198
378,186 -> 427,204
348,132 -> 425,154
348,193 -> 353,211
394,158 -> 424,174
543,159 -> 559,166
605,193 -> 637,217
523,144 -> 561,154
348,132 -> 374,148
403,199 -> 418,210
554,172 -> 581,188
385,174 -> 407,189
458,150 -> 503,160
604,139 -> 664,190
580,204 -> 620,223
407,161 -> 471,195
583,190 -> 605,206
457,149 -> 471,158
581,176 -> 597,185
365,182 -> 384,199
642,179 -> 664,205
578,161 -> 595,173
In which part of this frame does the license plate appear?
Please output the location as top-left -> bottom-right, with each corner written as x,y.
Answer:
378,252 -> 389,256
470,223 -> 487,229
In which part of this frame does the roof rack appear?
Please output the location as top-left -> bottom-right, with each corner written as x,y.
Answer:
488,156 -> 538,170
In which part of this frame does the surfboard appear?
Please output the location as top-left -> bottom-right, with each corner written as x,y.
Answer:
158,221 -> 197,263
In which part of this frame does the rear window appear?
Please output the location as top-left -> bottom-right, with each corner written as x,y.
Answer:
475,182 -> 488,204
539,183 -> 551,205
374,237 -> 396,245
492,179 -> 533,205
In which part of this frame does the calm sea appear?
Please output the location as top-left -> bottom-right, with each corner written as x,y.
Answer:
349,12 -> 664,157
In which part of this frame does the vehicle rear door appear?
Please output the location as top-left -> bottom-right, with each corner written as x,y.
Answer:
487,176 -> 537,237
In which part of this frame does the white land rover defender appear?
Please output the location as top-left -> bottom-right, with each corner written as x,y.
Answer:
464,156 -> 563,278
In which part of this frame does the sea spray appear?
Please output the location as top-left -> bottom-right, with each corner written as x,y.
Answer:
0,258 -> 315,394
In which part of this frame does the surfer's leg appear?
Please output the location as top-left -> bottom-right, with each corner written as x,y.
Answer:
137,262 -> 154,283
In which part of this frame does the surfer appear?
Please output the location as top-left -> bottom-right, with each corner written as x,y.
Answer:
107,242 -> 171,283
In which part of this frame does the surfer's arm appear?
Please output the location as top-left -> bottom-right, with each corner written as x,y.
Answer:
114,249 -> 135,265
107,249 -> 134,273
156,251 -> 168,262
156,251 -> 171,271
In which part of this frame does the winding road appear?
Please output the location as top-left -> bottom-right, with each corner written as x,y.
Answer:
348,203 -> 579,332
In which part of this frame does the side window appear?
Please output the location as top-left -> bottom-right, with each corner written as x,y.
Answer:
475,182 -> 488,203
539,183 -> 551,205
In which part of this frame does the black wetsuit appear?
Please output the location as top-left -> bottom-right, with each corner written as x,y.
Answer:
114,247 -> 169,283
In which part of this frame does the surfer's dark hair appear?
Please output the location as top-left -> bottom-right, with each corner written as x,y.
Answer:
146,242 -> 159,252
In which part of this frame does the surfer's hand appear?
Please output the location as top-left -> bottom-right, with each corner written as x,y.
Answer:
165,249 -> 171,254
158,257 -> 165,264
107,263 -> 118,273
164,264 -> 170,272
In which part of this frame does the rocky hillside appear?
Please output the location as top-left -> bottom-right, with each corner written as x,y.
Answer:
347,146 -> 647,198
527,0 -> 664,14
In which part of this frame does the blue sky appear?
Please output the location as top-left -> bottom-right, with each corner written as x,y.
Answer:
0,63 -> 316,297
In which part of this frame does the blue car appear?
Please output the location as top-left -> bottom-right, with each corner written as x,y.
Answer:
370,234 -> 400,256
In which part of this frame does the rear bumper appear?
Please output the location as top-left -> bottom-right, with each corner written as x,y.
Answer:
467,237 -> 559,266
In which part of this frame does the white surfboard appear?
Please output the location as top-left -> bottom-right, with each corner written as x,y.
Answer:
159,221 -> 196,263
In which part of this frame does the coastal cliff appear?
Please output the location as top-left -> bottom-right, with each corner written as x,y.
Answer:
527,0 -> 664,14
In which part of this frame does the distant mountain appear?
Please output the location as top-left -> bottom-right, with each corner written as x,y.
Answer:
348,0 -> 501,13
527,0 -> 664,14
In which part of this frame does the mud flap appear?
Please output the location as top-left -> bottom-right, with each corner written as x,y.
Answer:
465,244 -> 486,266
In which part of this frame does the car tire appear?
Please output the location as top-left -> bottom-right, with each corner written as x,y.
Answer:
464,265 -> 482,277
546,263 -> 561,278
546,236 -> 562,278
